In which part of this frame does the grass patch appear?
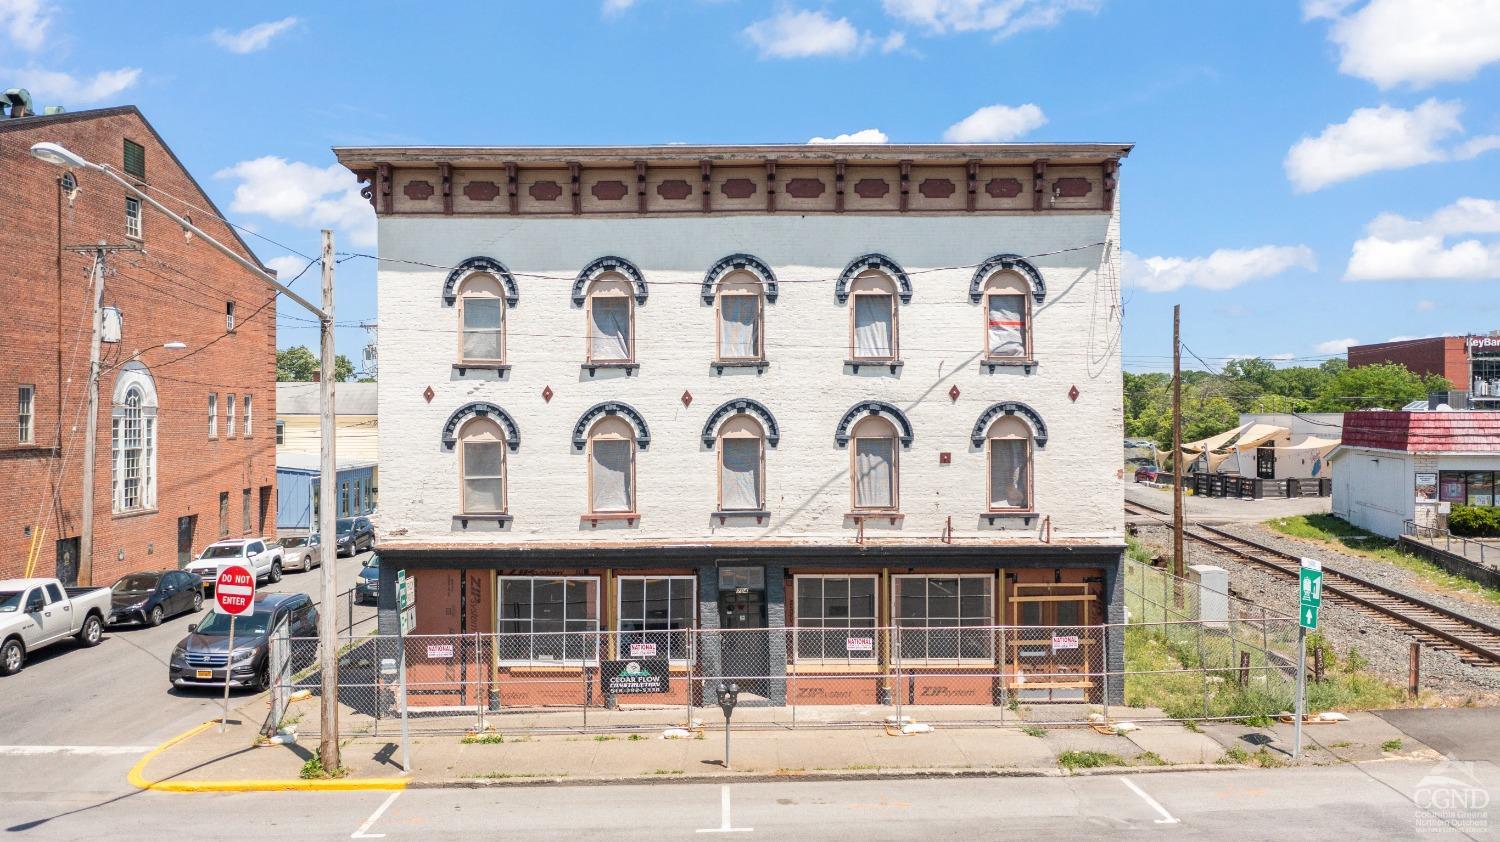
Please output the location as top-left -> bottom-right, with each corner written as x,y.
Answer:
1218,746 -> 1250,765
299,757 -> 348,779
467,771 -> 569,780
650,769 -> 683,775
1265,515 -> 1500,607
593,735 -> 617,742
462,733 -> 505,745
1020,725 -> 1047,738
627,733 -> 645,742
1382,738 -> 1404,752
1058,750 -> 1129,771
1329,740 -> 1352,749
1181,719 -> 1202,733
1136,751 -> 1169,767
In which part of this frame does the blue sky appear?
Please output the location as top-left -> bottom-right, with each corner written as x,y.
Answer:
4,0 -> 1498,373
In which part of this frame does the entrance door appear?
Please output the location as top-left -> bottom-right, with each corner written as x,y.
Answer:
55,537 -> 79,586
177,515 -> 197,568
1256,447 -> 1276,480
718,566 -> 769,697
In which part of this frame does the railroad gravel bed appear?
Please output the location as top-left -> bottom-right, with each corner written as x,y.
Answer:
1132,524 -> 1500,700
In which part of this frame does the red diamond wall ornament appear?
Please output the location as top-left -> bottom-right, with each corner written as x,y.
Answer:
681,390 -> 693,407
542,385 -> 554,403
949,384 -> 961,402
422,386 -> 435,403
1069,385 -> 1080,402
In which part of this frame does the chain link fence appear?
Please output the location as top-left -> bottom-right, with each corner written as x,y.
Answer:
269,567 -> 1300,738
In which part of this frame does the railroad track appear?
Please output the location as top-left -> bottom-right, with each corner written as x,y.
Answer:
1124,498 -> 1500,668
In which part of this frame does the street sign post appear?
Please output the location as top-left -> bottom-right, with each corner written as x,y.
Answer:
214,564 -> 256,732
396,569 -> 413,774
1293,558 -> 1323,759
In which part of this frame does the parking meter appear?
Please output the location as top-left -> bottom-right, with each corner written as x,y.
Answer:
717,682 -> 740,768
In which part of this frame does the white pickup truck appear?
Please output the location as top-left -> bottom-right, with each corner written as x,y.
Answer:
0,578 -> 111,675
183,537 -> 285,588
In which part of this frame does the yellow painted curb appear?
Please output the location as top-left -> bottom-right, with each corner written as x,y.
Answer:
128,720 -> 408,793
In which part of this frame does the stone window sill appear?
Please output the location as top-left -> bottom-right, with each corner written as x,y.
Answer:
845,511 -> 904,525
713,360 -> 770,375
713,509 -> 771,525
981,511 -> 1039,526
453,513 -> 513,530
844,359 -> 903,374
583,362 -> 638,377
982,358 -> 1038,374
453,362 -> 511,376
584,512 -> 639,527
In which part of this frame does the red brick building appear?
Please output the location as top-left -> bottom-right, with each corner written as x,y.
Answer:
0,102 -> 276,585
1347,337 -> 1469,383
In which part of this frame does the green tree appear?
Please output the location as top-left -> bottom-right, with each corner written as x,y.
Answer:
1310,362 -> 1452,411
277,345 -> 356,382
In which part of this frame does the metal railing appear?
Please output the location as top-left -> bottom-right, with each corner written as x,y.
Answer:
1404,520 -> 1495,567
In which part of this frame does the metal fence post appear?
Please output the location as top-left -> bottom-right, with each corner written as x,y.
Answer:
474,631 -> 484,733
998,624 -> 1007,726
789,627 -> 798,728
893,625 -> 903,726
1197,620 -> 1210,720
1101,624 -> 1110,722
686,631 -> 695,727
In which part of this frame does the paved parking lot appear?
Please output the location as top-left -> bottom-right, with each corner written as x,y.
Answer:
0,548 -> 376,796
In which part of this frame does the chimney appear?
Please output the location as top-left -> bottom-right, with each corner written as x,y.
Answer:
312,368 -> 321,382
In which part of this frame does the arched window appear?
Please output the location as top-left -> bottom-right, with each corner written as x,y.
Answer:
588,416 -> 636,513
850,415 -> 898,510
716,270 -> 764,362
586,274 -> 634,363
983,270 -> 1030,359
111,365 -> 158,513
987,415 -> 1033,511
717,415 -> 765,511
457,272 -> 505,364
849,271 -> 898,361
459,416 -> 507,514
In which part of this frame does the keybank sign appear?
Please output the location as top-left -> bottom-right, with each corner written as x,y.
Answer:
1470,335 -> 1500,352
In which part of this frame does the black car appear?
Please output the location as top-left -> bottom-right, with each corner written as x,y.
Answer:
336,516 -> 374,557
108,570 -> 203,627
168,592 -> 317,692
355,553 -> 380,605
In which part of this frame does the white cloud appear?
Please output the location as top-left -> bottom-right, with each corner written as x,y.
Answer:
882,0 -> 1100,38
1415,298 -> 1437,311
215,156 -> 375,247
942,103 -> 1046,142
1345,197 -> 1500,281
1316,0 -> 1500,89
879,30 -> 907,52
1284,99 -> 1499,192
602,0 -> 636,16
809,128 -> 889,144
0,0 -> 51,50
265,255 -> 310,281
0,66 -> 141,104
1316,337 -> 1360,354
744,9 -> 862,58
211,16 -> 299,54
1122,245 -> 1316,293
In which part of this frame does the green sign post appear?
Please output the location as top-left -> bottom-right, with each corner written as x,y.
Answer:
1293,558 -> 1323,760
395,569 -> 414,774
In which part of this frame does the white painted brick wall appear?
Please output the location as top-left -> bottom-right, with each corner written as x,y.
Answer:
376,211 -> 1124,545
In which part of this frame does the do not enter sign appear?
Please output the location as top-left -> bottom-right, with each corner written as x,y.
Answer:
214,565 -> 256,615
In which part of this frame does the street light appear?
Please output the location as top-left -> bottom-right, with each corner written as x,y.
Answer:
30,141 -> 345,772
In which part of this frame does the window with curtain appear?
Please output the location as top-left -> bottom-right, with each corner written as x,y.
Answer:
717,415 -> 765,511
226,394 -> 236,437
618,576 -> 695,662
208,393 -> 217,438
794,575 -> 878,660
987,416 -> 1033,510
986,294 -> 1027,357
111,377 -> 157,513
717,274 -> 763,360
588,417 -> 635,513
851,416 -> 897,510
587,277 -> 633,362
458,273 -> 505,363
894,575 -> 994,662
498,576 -> 600,663
460,418 -> 506,514
243,394 -> 253,436
853,294 -> 894,358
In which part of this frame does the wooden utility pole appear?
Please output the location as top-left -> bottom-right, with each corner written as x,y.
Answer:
1172,304 -> 1185,579
317,230 -> 341,772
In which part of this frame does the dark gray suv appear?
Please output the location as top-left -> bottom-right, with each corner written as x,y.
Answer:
168,592 -> 317,692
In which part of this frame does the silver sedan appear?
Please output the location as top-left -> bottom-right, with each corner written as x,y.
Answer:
276,536 -> 322,572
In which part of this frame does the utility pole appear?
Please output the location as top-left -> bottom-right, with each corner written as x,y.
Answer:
1172,304 -> 1185,579
65,242 -> 139,586
317,230 -> 341,772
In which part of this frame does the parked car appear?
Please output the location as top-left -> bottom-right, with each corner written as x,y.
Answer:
278,535 -> 321,573
335,517 -> 375,557
168,592 -> 317,692
184,537 -> 285,587
0,577 -> 111,676
355,554 -> 381,605
108,570 -> 204,627
1134,465 -> 1161,483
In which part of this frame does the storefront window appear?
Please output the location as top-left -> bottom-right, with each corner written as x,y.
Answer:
1439,471 -> 1467,503
893,576 -> 993,662
617,576 -> 695,662
794,576 -> 878,660
1468,472 -> 1495,507
497,576 -> 599,663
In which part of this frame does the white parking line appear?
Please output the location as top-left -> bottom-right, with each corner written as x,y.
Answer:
351,790 -> 402,839
1120,777 -> 1180,825
696,785 -> 753,833
0,745 -> 154,756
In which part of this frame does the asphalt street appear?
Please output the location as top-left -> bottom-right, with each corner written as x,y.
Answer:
0,548 -> 375,797
3,761 -> 1495,840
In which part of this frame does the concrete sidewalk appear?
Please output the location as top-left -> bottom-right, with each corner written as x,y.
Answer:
128,696 -> 1441,791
